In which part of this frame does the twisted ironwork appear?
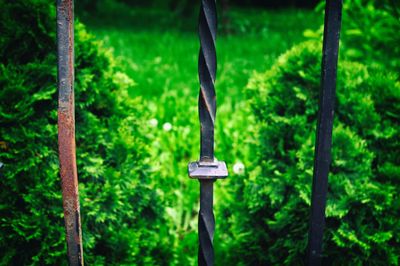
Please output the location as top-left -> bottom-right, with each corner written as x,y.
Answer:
198,0 -> 217,161
198,180 -> 215,266
197,1 -> 218,265
307,0 -> 343,265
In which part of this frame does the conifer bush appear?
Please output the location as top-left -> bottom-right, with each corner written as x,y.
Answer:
0,0 -> 167,265
225,41 -> 400,265
341,0 -> 400,72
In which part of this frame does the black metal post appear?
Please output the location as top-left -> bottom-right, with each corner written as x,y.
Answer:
188,1 -> 228,265
307,0 -> 343,265
57,1 -> 84,265
198,180 -> 215,266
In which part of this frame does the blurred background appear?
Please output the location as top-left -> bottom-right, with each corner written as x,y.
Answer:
1,0 -> 399,265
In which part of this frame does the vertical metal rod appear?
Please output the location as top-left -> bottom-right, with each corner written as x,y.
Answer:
199,0 -> 217,161
57,1 -> 84,265
198,0 -> 217,265
198,180 -> 215,266
307,0 -> 343,265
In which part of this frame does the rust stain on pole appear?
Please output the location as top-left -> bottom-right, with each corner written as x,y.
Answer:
57,0 -> 84,265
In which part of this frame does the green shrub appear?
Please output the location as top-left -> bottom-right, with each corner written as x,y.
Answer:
223,41 -> 400,265
341,0 -> 400,71
0,0 -> 168,265
305,0 -> 400,72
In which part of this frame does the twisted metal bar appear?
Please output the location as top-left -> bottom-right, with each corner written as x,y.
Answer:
57,1 -> 84,265
198,1 -> 217,265
307,0 -> 343,265
198,0 -> 217,161
198,180 -> 215,266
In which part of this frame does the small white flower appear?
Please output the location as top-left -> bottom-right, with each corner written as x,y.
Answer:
163,122 -> 172,132
154,57 -> 162,64
148,118 -> 158,127
233,162 -> 245,175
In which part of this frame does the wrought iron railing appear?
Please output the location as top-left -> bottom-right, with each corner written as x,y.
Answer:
188,0 -> 228,265
56,0 -> 343,265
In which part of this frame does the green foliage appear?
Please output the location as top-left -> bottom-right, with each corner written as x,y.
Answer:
8,0 -> 398,264
223,41 -> 400,265
305,0 -> 400,72
85,7 -> 319,265
88,6 -> 318,265
0,0 -> 167,265
341,0 -> 400,71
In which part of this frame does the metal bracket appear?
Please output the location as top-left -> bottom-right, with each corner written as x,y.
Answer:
188,160 -> 228,180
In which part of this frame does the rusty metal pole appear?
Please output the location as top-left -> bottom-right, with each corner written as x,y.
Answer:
188,1 -> 228,265
307,0 -> 343,265
57,1 -> 84,265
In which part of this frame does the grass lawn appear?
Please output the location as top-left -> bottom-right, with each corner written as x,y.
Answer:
80,5 -> 321,264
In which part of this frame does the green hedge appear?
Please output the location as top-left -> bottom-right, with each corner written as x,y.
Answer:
0,0 -> 167,265
223,41 -> 400,265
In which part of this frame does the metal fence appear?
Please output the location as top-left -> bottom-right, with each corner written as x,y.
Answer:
56,0 -> 343,265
